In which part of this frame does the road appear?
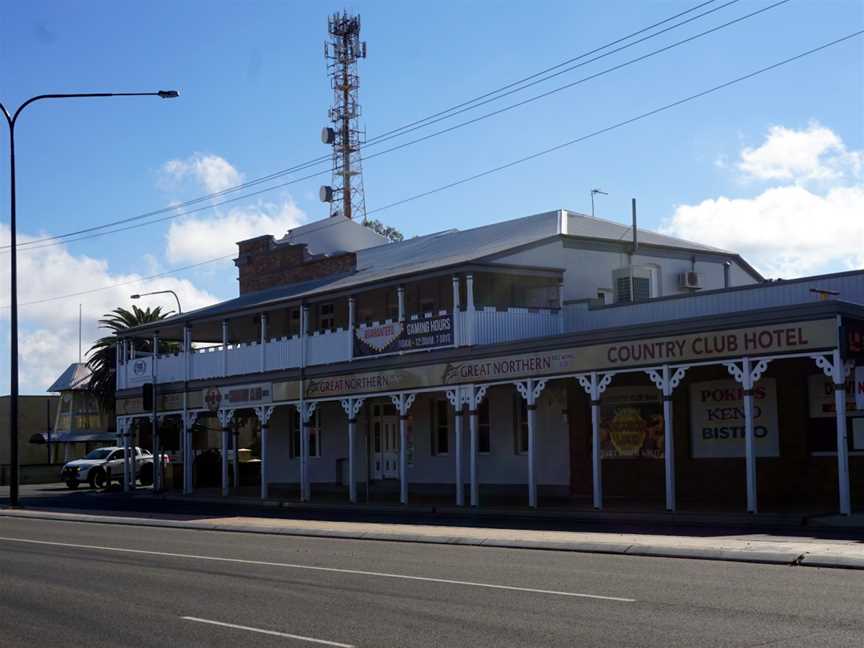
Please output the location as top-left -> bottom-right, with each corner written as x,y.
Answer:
0,515 -> 862,647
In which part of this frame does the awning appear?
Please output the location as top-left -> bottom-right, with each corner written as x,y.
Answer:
28,431 -> 118,444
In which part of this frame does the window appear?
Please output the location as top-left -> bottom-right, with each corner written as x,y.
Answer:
431,400 -> 449,455
318,303 -> 335,331
514,395 -> 528,455
289,409 -> 321,459
478,399 -> 491,454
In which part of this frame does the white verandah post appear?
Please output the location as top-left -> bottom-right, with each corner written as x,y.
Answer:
724,357 -> 770,514
646,365 -> 687,512
254,405 -> 274,499
340,397 -> 365,503
577,372 -> 614,510
811,349 -> 854,515
515,379 -> 548,508
446,387 -> 465,506
391,393 -> 416,505
299,400 -> 317,502
183,411 -> 199,495
465,384 -> 488,507
217,408 -> 234,497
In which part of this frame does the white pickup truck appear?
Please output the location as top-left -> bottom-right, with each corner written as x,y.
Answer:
61,446 -> 153,489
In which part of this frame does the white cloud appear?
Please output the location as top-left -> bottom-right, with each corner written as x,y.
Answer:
159,153 -> 244,194
737,122 -> 862,183
0,225 -> 219,393
663,123 -> 864,279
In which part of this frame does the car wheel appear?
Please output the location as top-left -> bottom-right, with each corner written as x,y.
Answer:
89,468 -> 107,489
65,479 -> 79,490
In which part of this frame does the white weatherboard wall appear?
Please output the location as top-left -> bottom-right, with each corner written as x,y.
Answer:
495,240 -> 757,303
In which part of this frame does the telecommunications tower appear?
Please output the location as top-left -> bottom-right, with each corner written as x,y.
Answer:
319,11 -> 367,220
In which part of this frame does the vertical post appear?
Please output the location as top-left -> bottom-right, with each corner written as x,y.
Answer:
348,297 -> 356,361
662,366 -> 676,512
261,422 -> 269,498
348,410 -> 357,503
468,386 -> 479,507
233,428 -> 240,491
452,275 -> 461,347
119,418 -> 128,492
399,397 -> 408,505
302,413 -> 309,501
455,396 -> 464,506
466,273 -> 475,346
397,286 -> 405,322
221,319 -> 229,377
151,333 -> 160,492
260,313 -> 267,372
301,305 -> 309,367
527,380 -> 537,508
742,357 -> 757,514
833,348 -> 851,515
221,424 -> 229,496
591,373 -> 602,510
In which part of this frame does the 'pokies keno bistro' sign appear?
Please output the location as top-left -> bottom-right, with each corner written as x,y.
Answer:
301,319 -> 837,399
353,314 -> 454,357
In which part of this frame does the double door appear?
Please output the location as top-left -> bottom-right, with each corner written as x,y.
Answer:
372,403 -> 399,480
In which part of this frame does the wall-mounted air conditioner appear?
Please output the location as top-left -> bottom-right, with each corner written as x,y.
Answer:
678,271 -> 703,290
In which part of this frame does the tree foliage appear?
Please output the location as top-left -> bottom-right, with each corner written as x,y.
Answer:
86,305 -> 175,411
362,218 -> 404,242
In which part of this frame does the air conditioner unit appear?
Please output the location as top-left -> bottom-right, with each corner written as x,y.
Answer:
678,271 -> 703,290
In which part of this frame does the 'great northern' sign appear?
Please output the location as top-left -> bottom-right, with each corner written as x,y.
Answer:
304,319 -> 836,399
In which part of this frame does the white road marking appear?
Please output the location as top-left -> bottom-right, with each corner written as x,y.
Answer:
0,535 -> 635,602
181,616 -> 355,647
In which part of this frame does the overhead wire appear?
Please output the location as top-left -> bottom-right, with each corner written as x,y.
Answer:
5,0 -> 785,254
7,29 -> 860,311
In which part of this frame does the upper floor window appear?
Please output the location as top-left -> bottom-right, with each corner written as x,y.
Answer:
318,303 -> 335,331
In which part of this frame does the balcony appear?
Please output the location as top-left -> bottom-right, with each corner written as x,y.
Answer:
119,306 -> 564,388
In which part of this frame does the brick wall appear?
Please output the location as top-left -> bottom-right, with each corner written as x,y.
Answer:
235,235 -> 356,294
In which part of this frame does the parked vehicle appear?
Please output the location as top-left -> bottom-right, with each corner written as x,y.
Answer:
61,446 -> 152,489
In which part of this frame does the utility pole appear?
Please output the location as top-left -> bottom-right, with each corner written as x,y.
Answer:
319,11 -> 367,220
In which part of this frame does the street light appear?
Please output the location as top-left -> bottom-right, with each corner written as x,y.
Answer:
1,90 -> 179,507
590,188 -> 608,219
131,290 -> 182,314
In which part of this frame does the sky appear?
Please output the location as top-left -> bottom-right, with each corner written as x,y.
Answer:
0,0 -> 862,394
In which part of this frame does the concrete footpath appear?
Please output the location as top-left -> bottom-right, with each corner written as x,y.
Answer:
2,505 -> 863,571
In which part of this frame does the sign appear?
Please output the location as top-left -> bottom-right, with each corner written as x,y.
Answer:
306,319 -> 836,399
598,387 -> 663,459
125,356 -> 152,387
203,383 -> 273,411
856,367 -> 864,411
353,314 -> 454,357
808,374 -> 857,418
841,319 -> 864,361
689,379 -> 779,458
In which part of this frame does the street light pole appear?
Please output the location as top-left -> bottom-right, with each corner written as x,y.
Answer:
131,290 -> 182,314
1,90 -> 179,507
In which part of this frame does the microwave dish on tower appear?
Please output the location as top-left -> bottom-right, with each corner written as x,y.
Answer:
319,10 -> 367,220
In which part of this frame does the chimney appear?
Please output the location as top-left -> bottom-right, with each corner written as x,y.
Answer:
558,209 -> 568,236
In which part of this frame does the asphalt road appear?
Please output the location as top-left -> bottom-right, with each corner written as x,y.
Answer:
1,516 -> 862,648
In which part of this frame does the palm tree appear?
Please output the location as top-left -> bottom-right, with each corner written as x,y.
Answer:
87,305 -> 174,411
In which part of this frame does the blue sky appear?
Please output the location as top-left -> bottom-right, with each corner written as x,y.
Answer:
1,0 -> 862,393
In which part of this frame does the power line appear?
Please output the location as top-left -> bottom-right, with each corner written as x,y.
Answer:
366,31 -> 864,216
9,30 -> 860,312
5,0 -> 782,255
6,0 -> 738,252
2,254 -> 235,309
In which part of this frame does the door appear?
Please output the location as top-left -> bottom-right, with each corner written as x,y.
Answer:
372,404 -> 400,480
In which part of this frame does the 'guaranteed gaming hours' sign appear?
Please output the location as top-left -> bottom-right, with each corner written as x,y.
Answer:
353,314 -> 453,357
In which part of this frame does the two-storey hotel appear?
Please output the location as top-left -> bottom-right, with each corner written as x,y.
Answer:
113,209 -> 864,514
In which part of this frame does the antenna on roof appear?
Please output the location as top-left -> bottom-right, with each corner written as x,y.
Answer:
590,188 -> 607,218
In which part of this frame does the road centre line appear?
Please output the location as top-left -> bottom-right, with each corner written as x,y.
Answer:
0,535 -> 635,602
181,616 -> 355,647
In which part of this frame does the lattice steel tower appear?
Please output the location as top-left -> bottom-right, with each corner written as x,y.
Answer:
319,11 -> 367,220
